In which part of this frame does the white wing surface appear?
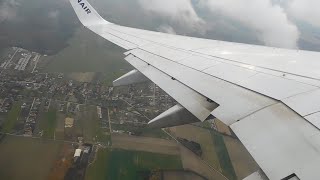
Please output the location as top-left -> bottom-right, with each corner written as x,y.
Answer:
70,1 -> 320,179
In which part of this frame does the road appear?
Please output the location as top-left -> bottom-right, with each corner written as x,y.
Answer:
31,54 -> 40,73
107,108 -> 112,134
110,120 -> 147,125
119,98 -> 133,107
0,132 -> 78,144
26,98 -> 36,123
46,99 -> 52,111
4,48 -> 19,69
120,98 -> 152,120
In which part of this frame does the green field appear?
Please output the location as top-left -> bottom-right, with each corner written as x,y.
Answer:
1,102 -> 21,133
40,110 -> 57,139
43,27 -> 132,85
139,128 -> 172,139
86,149 -> 182,180
72,105 -> 109,143
111,124 -> 171,139
78,106 -> 99,142
211,131 -> 237,180
0,135 -> 62,180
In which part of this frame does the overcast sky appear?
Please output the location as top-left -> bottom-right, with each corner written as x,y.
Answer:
136,0 -> 320,49
0,0 -> 19,22
1,0 -> 320,51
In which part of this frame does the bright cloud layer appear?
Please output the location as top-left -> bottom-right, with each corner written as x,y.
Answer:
201,0 -> 300,48
138,0 -> 206,34
286,0 -> 320,27
137,0 -> 320,49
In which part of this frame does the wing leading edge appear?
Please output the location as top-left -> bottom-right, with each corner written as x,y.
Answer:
69,0 -> 320,179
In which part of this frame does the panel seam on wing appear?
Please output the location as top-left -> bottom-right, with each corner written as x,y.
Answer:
232,102 -> 280,125
129,48 -> 283,101
87,24 -> 153,50
190,50 -> 320,82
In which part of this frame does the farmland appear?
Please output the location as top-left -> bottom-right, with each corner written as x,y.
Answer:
40,110 -> 57,139
85,148 -> 182,180
0,135 -> 62,180
1,102 -> 22,133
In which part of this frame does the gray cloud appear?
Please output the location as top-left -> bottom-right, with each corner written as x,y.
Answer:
138,0 -> 207,34
200,0 -> 299,48
136,0 -> 315,49
0,0 -> 20,22
157,25 -> 177,35
0,0 -> 318,50
48,10 -> 60,19
285,0 -> 320,27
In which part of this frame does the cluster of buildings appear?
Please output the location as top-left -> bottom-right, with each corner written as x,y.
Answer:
73,144 -> 91,162
0,46 -> 193,139
14,53 -> 32,71
107,83 -> 177,133
66,143 -> 93,179
0,47 -> 19,69
0,98 -> 12,113
0,47 -> 40,72
58,102 -> 79,114
24,98 -> 41,136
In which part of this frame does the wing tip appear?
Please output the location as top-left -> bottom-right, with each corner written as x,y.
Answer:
69,0 -> 110,26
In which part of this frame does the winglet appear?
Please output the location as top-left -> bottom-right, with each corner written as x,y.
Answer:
69,0 -> 111,26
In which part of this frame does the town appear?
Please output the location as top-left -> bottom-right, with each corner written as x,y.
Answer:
0,47 -> 186,139
0,47 -> 185,179
0,46 -> 250,180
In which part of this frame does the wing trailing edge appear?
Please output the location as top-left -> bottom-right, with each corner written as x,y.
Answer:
243,170 -> 268,180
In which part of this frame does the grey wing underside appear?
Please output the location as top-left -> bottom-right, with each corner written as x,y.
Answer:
70,0 -> 320,180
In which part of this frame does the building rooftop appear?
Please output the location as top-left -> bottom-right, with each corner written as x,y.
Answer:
65,117 -> 74,128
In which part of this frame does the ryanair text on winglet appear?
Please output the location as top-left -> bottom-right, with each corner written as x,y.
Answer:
77,0 -> 91,14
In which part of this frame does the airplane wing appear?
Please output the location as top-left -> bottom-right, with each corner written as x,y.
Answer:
70,0 -> 320,179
